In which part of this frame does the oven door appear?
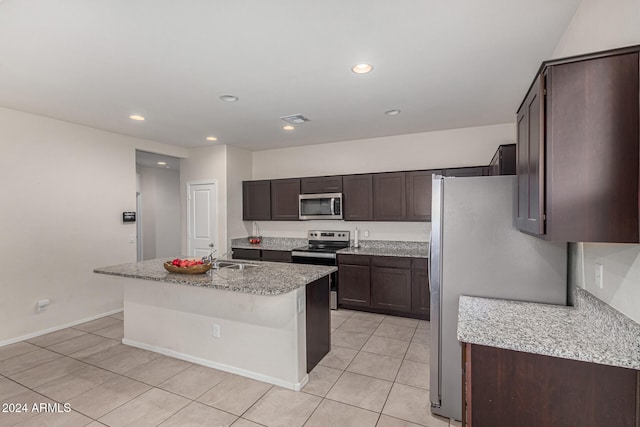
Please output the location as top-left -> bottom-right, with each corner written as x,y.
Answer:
299,193 -> 343,220
291,251 -> 338,310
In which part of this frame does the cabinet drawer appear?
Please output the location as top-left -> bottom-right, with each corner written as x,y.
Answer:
261,250 -> 292,263
337,254 -> 370,266
232,248 -> 261,261
372,256 -> 411,269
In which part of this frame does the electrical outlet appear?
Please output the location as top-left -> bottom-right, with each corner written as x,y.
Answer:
213,324 -> 221,338
595,263 -> 604,289
297,296 -> 304,313
363,230 -> 369,238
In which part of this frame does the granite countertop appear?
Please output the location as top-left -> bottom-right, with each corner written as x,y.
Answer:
457,289 -> 640,370
94,258 -> 336,296
230,237 -> 307,251
231,237 -> 429,258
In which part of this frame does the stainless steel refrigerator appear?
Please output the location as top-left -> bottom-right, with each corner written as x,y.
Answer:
429,175 -> 567,420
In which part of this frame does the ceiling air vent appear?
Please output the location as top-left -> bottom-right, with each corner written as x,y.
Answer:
280,114 -> 311,124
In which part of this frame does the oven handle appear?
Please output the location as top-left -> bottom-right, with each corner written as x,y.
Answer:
291,251 -> 337,259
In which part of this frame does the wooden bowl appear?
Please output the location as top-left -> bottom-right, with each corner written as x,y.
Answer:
163,261 -> 212,275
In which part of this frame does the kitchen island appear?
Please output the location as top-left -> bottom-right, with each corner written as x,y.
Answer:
94,258 -> 336,390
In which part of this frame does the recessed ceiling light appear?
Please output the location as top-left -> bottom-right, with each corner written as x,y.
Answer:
129,115 -> 145,121
351,63 -> 373,74
206,136 -> 218,141
385,109 -> 401,116
283,125 -> 295,131
157,161 -> 166,166
219,95 -> 239,102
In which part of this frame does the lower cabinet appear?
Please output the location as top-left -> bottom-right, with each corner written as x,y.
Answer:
463,343 -> 639,427
371,257 -> 412,312
337,255 -> 371,307
231,248 -> 261,261
338,254 -> 429,320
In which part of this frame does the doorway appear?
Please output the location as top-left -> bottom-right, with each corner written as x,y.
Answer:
187,180 -> 218,258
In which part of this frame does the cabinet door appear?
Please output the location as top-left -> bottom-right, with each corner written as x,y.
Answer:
300,177 -> 323,194
343,174 -> 373,221
371,257 -> 411,312
338,264 -> 371,307
406,170 -> 441,221
373,172 -> 406,221
270,178 -> 301,220
322,176 -> 343,192
515,74 -> 544,235
411,259 -> 429,318
242,181 -> 271,220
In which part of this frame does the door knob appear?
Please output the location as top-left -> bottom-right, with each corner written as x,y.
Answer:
209,243 -> 215,248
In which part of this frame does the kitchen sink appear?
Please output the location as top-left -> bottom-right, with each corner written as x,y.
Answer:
211,261 -> 258,271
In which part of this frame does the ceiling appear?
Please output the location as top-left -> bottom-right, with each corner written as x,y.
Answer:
0,0 -> 581,151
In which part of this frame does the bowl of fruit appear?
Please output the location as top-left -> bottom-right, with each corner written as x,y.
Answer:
164,258 -> 212,274
247,236 -> 262,244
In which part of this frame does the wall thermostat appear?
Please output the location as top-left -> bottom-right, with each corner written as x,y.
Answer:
122,212 -> 136,223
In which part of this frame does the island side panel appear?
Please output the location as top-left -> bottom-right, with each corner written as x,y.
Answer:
121,278 -> 307,390
306,276 -> 330,373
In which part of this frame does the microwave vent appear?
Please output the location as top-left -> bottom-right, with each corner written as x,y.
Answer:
280,114 -> 311,124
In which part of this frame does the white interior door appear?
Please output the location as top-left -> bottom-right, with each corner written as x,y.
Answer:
187,181 -> 217,258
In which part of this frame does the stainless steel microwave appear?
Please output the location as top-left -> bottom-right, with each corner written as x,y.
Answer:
299,193 -> 343,220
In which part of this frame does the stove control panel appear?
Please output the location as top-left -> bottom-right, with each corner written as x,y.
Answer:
307,230 -> 350,242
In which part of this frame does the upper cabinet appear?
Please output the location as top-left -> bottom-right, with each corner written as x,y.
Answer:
516,47 -> 640,242
301,176 -> 343,194
489,144 -> 516,176
443,166 -> 489,177
373,172 -> 406,221
243,180 -> 271,220
343,174 -> 373,221
406,170 -> 441,221
270,178 -> 301,220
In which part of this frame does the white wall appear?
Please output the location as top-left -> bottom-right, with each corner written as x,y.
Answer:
0,107 -> 188,343
552,0 -> 640,323
251,123 -> 514,241
138,166 -> 181,260
226,145 -> 253,242
180,145 -> 228,255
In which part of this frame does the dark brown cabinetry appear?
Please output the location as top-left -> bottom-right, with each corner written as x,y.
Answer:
301,176 -> 343,194
343,174 -> 373,221
463,343 -> 639,427
443,166 -> 488,177
337,254 -> 371,307
231,248 -> 261,261
232,248 -> 291,262
516,47 -> 640,242
488,144 -> 516,176
406,170 -> 441,221
270,178 -> 300,221
242,180 -> 271,220
410,258 -> 429,317
337,254 -> 429,320
306,276 -> 330,373
371,257 -> 411,311
373,172 -> 406,221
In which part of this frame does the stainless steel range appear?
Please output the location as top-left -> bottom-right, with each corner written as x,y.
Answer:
291,230 -> 350,310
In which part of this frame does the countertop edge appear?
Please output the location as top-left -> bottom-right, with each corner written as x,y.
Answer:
457,290 -> 640,370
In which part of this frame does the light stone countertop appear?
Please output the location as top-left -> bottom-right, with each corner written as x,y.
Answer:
231,237 -> 429,258
94,258 -> 336,296
230,237 -> 307,251
457,289 -> 640,370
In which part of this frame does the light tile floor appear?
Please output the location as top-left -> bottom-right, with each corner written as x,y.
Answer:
0,310 -> 462,427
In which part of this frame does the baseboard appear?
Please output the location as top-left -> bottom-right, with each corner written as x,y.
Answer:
0,308 -> 124,348
123,338 -> 309,391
